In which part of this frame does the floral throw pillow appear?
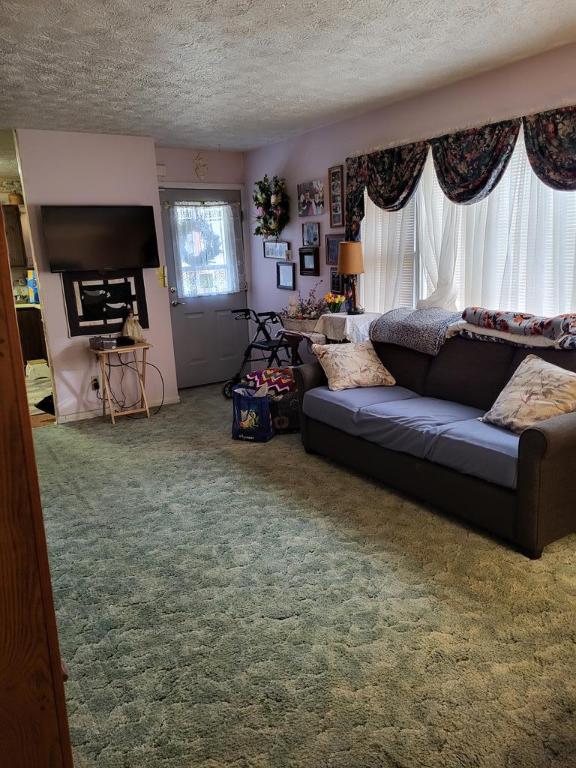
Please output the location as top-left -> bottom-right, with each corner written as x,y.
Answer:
312,341 -> 395,391
483,354 -> 576,433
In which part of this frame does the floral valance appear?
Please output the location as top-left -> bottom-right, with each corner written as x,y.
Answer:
430,119 -> 520,204
345,142 -> 428,240
523,106 -> 576,190
345,104 -> 576,240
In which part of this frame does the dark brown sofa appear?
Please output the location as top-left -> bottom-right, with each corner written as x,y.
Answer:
295,337 -> 576,558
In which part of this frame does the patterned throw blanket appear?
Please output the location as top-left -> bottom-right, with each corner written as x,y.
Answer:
462,307 -> 576,348
369,307 -> 462,356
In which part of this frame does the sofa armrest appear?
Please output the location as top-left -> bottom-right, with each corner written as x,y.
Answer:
517,411 -> 576,555
294,362 -> 326,398
294,363 -> 326,452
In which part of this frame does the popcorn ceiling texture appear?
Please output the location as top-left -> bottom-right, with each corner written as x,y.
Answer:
35,386 -> 576,768
1,1 -> 576,149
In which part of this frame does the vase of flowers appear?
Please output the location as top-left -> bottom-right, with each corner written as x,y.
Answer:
253,175 -> 290,238
281,281 -> 328,332
324,292 -> 346,313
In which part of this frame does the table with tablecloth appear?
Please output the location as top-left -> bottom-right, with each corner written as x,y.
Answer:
313,312 -> 382,342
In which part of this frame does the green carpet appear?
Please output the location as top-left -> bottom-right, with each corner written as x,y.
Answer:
35,386 -> 576,768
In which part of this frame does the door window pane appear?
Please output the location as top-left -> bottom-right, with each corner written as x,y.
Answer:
169,203 -> 245,297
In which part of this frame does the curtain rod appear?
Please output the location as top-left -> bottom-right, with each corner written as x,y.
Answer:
162,201 -> 241,209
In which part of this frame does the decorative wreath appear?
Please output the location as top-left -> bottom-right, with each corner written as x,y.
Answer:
181,215 -> 222,266
253,174 -> 289,238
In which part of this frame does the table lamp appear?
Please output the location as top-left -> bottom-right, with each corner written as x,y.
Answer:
337,241 -> 364,315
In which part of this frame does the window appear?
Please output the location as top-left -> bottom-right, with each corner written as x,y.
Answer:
362,130 -> 576,316
169,203 -> 245,298
360,195 -> 415,312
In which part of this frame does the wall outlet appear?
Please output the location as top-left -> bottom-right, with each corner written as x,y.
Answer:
91,377 -> 100,391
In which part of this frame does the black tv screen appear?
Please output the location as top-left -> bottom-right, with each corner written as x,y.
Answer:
41,205 -> 160,273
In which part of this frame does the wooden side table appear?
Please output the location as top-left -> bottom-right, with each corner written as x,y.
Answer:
92,343 -> 151,424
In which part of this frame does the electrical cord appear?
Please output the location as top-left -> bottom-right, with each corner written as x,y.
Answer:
102,357 -> 165,417
103,359 -> 131,410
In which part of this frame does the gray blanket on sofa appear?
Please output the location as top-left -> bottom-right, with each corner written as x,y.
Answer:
369,307 -> 461,356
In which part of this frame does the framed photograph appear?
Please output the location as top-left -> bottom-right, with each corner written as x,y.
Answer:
325,233 -> 344,266
277,261 -> 296,290
299,246 -> 320,276
328,165 -> 345,228
330,268 -> 344,295
264,240 -> 289,259
302,221 -> 320,246
297,179 -> 325,217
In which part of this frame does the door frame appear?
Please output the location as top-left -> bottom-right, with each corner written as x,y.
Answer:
0,209 -> 73,765
13,129 -> 60,423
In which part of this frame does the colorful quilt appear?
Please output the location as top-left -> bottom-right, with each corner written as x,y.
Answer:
244,367 -> 296,395
462,307 -> 576,340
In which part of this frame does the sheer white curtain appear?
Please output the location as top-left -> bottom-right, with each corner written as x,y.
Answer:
169,202 -> 245,297
360,192 -> 416,312
363,129 -> 576,315
415,151 -> 461,310
419,129 -> 576,314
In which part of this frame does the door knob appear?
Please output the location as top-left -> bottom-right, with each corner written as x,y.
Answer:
171,300 -> 183,307
169,286 -> 176,293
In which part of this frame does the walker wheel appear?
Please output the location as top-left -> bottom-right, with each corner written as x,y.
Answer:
222,380 -> 234,399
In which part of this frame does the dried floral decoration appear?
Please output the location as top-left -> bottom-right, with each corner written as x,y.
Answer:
253,175 -> 289,238
283,281 -> 327,319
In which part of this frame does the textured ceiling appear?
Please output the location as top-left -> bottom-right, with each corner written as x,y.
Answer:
1,1 -> 576,150
0,131 -> 19,179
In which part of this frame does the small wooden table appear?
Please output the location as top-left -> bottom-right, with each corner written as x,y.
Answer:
92,343 -> 151,424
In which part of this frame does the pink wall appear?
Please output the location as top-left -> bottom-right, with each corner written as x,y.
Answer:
245,43 -> 576,312
16,129 -> 179,422
155,146 -> 244,185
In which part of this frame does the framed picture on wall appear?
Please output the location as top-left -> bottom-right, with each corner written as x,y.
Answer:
330,268 -> 344,295
297,180 -> 324,216
302,221 -> 320,246
263,240 -> 289,259
328,165 -> 345,228
299,246 -> 320,276
277,261 -> 296,290
325,233 -> 344,266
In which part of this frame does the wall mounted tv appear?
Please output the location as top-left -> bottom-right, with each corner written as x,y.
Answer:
41,205 -> 160,273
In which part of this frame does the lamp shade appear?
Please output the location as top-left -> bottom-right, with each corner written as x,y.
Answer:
337,241 -> 364,275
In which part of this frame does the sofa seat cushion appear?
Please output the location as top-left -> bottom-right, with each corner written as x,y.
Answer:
302,385 -> 418,435
354,398 -> 484,459
429,419 -> 519,489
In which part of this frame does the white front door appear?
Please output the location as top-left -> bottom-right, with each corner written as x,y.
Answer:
161,188 -> 248,389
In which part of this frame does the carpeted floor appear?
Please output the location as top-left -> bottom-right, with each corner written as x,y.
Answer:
35,386 -> 576,768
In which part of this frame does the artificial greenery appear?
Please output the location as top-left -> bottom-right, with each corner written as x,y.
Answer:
253,174 -> 289,238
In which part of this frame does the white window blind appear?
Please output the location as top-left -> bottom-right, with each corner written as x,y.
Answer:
362,129 -> 576,316
360,193 -> 415,312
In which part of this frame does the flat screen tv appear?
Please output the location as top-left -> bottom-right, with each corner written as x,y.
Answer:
41,205 -> 160,273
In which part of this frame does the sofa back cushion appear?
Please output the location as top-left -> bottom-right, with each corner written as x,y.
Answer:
508,347 -> 576,377
425,337 -> 516,410
373,343 -> 431,395
372,336 -> 576,412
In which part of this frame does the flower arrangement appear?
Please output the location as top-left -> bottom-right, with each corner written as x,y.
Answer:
324,292 -> 346,313
283,281 -> 327,320
253,174 -> 289,238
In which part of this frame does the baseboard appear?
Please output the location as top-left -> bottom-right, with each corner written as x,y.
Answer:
56,394 -> 181,424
